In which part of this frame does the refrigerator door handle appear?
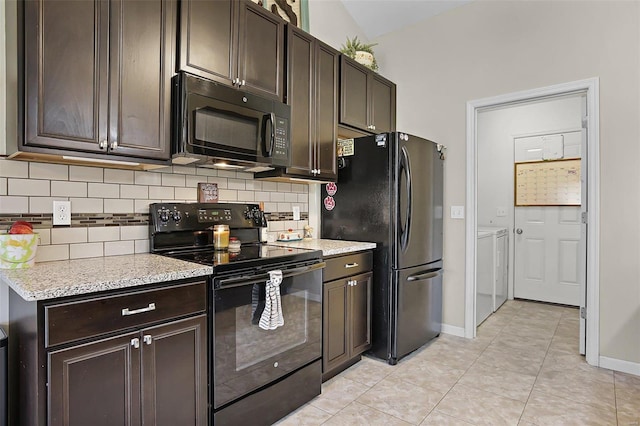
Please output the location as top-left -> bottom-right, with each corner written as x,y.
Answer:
407,268 -> 442,282
399,146 -> 412,251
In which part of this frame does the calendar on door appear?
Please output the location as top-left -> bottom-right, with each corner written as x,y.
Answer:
515,159 -> 581,206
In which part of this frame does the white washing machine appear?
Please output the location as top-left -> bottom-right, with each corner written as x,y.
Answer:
476,230 -> 494,325
478,226 -> 509,312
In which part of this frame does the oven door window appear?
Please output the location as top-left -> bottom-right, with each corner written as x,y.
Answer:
213,267 -> 322,409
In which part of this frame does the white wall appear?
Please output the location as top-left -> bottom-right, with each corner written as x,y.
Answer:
308,0 -> 371,51
375,0 -> 640,365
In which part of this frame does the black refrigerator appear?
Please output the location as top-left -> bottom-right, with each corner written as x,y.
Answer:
321,132 -> 444,365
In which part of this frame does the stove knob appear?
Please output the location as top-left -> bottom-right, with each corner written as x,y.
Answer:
159,209 -> 170,223
172,211 -> 182,222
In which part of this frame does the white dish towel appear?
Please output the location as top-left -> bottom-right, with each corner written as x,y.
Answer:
259,270 -> 284,330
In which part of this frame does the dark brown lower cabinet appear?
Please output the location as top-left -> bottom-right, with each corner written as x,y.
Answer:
322,251 -> 373,381
48,316 -> 207,426
49,332 -> 142,426
9,279 -> 208,426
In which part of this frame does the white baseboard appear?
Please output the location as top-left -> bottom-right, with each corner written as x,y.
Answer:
599,356 -> 640,377
441,323 -> 466,338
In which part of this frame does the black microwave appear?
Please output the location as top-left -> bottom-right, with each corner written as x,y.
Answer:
172,72 -> 291,170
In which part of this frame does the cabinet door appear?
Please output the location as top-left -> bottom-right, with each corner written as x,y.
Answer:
48,333 -> 141,426
285,25 -> 314,176
109,0 -> 175,160
238,1 -> 285,101
314,41 -> 339,180
141,315 -> 208,426
371,74 -> 396,134
323,279 -> 350,373
23,0 -> 108,153
339,56 -> 369,132
350,272 -> 373,355
178,0 -> 236,86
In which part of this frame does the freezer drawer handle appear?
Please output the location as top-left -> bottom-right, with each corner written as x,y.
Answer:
407,270 -> 441,282
344,262 -> 359,268
122,303 -> 156,316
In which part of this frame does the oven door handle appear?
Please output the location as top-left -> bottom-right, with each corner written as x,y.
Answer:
215,261 -> 326,289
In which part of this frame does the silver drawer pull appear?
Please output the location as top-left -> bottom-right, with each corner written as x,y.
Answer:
122,303 -> 156,316
345,262 -> 359,268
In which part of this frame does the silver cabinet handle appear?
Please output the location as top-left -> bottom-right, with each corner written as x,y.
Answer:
372,125 -> 376,130
516,228 -> 523,234
122,302 -> 156,316
110,140 -> 118,150
131,338 -> 140,349
349,280 -> 357,286
232,77 -> 238,85
240,79 -> 246,87
345,262 -> 359,268
143,335 -> 152,345
99,140 -> 107,149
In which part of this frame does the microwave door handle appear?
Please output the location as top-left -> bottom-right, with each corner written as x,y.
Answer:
262,112 -> 276,157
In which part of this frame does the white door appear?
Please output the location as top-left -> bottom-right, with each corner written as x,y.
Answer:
514,206 -> 582,305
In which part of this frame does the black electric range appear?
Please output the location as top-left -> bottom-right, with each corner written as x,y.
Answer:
149,202 -> 324,425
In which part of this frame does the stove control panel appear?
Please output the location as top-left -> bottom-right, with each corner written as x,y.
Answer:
149,202 -> 264,234
198,208 -> 232,223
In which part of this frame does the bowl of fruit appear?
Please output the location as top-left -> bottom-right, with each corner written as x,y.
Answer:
0,221 -> 38,269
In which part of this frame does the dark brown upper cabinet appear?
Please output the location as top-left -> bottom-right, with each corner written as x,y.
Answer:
339,55 -> 396,135
256,24 -> 338,182
22,0 -> 175,163
179,0 -> 285,101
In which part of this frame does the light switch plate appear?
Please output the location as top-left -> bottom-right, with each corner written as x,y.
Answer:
292,206 -> 300,221
450,206 -> 464,219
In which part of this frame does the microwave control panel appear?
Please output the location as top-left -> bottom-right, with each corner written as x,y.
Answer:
272,117 -> 289,165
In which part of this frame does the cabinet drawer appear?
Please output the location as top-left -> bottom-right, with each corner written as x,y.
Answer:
45,281 -> 207,348
323,251 -> 373,283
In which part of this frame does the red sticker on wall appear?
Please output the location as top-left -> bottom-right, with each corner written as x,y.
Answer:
323,196 -> 336,211
325,182 -> 337,196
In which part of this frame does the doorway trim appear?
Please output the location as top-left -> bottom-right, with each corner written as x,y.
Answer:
464,78 -> 600,366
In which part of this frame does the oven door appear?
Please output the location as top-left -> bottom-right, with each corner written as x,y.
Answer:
212,261 -> 324,409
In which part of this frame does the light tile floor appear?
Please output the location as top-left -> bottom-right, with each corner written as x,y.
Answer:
275,299 -> 640,425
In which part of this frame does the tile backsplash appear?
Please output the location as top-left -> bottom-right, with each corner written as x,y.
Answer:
0,159 -> 309,262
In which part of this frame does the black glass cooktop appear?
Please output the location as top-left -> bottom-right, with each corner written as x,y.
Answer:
166,243 -> 321,272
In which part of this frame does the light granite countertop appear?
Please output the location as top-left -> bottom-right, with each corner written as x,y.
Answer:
0,253 -> 212,302
0,240 -> 374,302
270,239 -> 376,257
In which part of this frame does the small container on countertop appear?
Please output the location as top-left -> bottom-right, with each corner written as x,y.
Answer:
228,237 -> 241,252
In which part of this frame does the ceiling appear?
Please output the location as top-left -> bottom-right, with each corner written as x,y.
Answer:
340,0 -> 473,39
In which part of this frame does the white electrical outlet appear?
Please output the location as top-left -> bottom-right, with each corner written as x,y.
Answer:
292,206 -> 301,221
53,201 -> 71,225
